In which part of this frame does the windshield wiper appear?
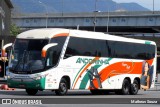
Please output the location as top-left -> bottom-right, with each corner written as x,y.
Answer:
23,51 -> 32,72
14,50 -> 26,71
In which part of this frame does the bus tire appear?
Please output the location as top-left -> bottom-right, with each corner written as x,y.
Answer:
121,79 -> 130,95
115,79 -> 130,95
26,89 -> 38,95
55,78 -> 68,96
129,79 -> 139,95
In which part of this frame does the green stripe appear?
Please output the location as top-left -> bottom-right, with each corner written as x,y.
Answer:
145,41 -> 151,44
71,64 -> 87,88
107,58 -> 112,62
79,65 -> 101,89
79,58 -> 113,89
72,57 -> 101,88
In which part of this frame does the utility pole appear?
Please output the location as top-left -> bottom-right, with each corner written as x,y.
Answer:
153,0 -> 155,14
39,1 -> 48,28
106,8 -> 109,33
62,0 -> 64,16
93,0 -> 97,32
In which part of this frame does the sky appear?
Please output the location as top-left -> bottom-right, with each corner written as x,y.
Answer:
112,0 -> 160,11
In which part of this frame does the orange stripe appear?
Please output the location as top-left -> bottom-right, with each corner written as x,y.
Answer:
53,33 -> 69,38
146,59 -> 154,66
41,49 -> 46,58
2,49 -> 6,57
73,57 -> 100,89
89,59 -> 154,89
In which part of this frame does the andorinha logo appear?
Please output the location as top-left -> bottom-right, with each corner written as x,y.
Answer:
76,57 -> 109,65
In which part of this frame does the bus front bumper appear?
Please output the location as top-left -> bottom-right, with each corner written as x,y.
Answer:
7,78 -> 46,90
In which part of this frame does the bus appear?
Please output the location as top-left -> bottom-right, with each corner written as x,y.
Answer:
4,28 -> 157,95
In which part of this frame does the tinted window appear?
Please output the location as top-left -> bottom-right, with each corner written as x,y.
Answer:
157,57 -> 160,73
108,41 -> 155,60
46,37 -> 67,66
28,40 -> 48,51
64,37 -> 155,60
64,37 -> 109,58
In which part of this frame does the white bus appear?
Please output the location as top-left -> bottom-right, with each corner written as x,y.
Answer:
4,28 -> 157,95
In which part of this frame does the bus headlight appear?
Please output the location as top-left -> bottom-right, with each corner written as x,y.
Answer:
34,73 -> 48,80
7,76 -> 10,79
35,76 -> 41,80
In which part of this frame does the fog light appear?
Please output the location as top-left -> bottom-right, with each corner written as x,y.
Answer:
7,76 -> 10,79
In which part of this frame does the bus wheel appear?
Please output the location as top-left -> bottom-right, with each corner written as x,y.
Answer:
26,89 -> 38,95
130,80 -> 139,95
55,78 -> 68,96
121,79 -> 130,95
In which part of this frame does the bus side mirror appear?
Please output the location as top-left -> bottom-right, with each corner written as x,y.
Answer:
41,43 -> 58,58
2,43 -> 13,57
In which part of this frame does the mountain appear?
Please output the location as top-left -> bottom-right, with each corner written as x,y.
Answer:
118,2 -> 149,11
11,0 -> 150,14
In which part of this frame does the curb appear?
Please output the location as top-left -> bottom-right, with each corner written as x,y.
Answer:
0,84 -> 15,91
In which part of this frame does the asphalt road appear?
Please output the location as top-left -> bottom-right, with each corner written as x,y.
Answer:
0,89 -> 159,107
0,89 -> 160,98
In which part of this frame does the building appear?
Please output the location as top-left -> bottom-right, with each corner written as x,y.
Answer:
0,0 -> 13,36
0,0 -> 13,78
0,0 -> 14,47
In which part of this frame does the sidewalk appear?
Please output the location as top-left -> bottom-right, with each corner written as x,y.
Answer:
0,84 -> 15,90
0,77 -> 7,90
147,85 -> 160,91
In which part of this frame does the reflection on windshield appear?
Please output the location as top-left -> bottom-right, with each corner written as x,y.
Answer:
9,39 -> 48,73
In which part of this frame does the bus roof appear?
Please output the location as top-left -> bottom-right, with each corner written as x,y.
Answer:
17,28 -> 70,39
16,28 -> 156,45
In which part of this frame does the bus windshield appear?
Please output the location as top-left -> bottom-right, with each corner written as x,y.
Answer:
9,39 -> 48,74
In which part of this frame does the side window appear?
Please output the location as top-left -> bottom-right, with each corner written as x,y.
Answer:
133,43 -> 155,60
64,37 -> 78,57
107,41 -> 155,60
46,47 -> 59,66
64,37 -> 83,58
64,37 -> 155,60
64,37 -> 109,58
46,37 -> 67,67
107,41 -> 116,57
96,40 -> 109,57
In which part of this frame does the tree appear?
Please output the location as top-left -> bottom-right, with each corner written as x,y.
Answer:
10,23 -> 21,36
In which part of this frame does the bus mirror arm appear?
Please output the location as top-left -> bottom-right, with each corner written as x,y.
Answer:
41,43 -> 58,58
2,43 -> 13,57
